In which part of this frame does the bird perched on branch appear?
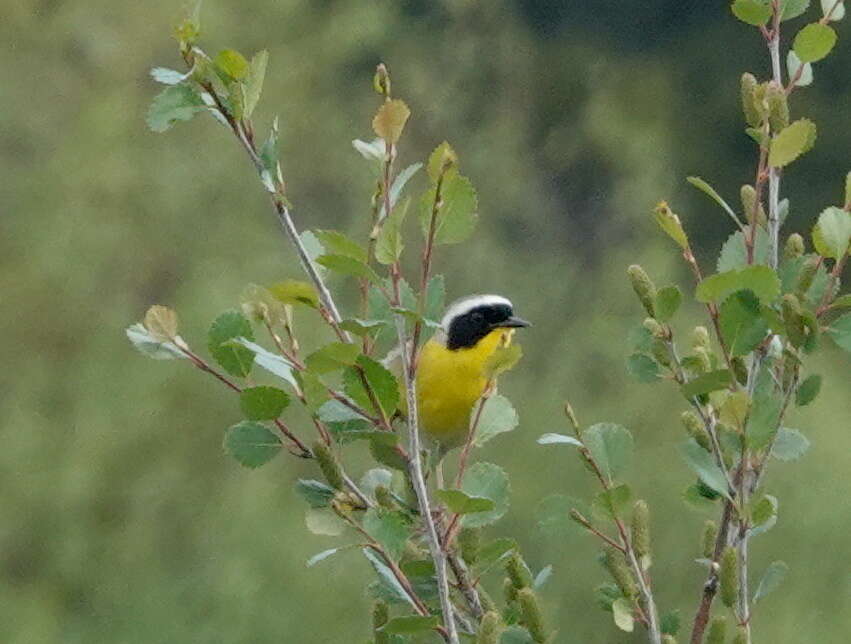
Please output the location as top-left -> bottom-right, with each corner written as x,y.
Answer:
395,294 -> 529,454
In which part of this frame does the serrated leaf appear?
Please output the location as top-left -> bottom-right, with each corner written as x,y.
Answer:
435,489 -> 495,514
375,197 -> 410,265
343,355 -> 399,417
795,374 -> 822,406
717,229 -> 770,272
424,274 -> 447,322
224,421 -> 282,467
769,119 -> 817,167
380,615 -> 440,634
363,547 -> 416,608
243,49 -> 268,117
339,318 -> 388,336
537,433 -> 583,446
146,84 -> 205,133
592,484 -> 632,520
230,337 -> 299,389
295,479 -> 337,508
313,230 -> 367,263
828,313 -> 851,352
126,323 -> 187,360
812,206 -> 851,259
583,423 -> 633,481
214,48 -> 249,80
420,174 -> 478,245
305,508 -> 345,536
747,389 -> 783,449
781,0 -> 812,20
732,0 -> 773,25
682,369 -> 733,398
680,439 -> 731,500
655,285 -> 683,322
720,290 -> 769,356
793,22 -> 837,62
627,353 -> 661,383
822,0 -> 847,20
696,265 -> 781,304
612,598 -> 635,632
269,279 -> 319,308
460,462 -> 510,528
787,50 -> 814,87
474,394 -> 519,447
427,141 -> 459,182
150,67 -> 189,85
316,254 -> 379,282
771,427 -> 811,461
305,342 -> 361,374
372,99 -> 410,144
239,386 -> 290,420
363,509 -> 411,561
628,324 -> 654,352
754,561 -> 789,602
208,311 -> 255,377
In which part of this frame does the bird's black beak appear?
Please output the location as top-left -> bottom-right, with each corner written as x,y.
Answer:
499,316 -> 531,329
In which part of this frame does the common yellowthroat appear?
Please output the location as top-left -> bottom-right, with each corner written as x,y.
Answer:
413,294 -> 529,451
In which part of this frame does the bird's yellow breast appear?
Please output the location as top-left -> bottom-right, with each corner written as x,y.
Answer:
415,329 -> 513,447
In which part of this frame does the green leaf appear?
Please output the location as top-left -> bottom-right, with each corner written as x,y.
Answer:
427,141 -> 459,182
661,610 -> 682,636
477,537 -> 517,567
269,279 -> 320,308
628,324 -> 654,352
717,229 -> 770,272
653,202 -> 689,249
126,323 -> 187,360
300,230 -> 326,271
781,0 -> 811,21
583,423 -> 634,481
793,22 -> 838,62
681,370 -> 733,398
769,119 -> 817,167
295,479 -> 336,508
460,462 -> 510,528
680,439 -> 731,500
150,67 -> 190,85
474,394 -> 520,447
424,274 -> 447,325
316,254 -> 379,282
435,489 -> 496,515
533,565 -> 553,590
500,626 -> 535,644
612,597 -> 635,633
627,353 -> 661,383
339,318 -> 387,337
655,285 -> 683,322
750,494 -> 779,535
732,0 -> 773,25
214,48 -> 249,80
535,494 -> 582,537
592,484 -> 633,520
771,428 -> 811,461
146,84 -> 205,133
822,0 -> 847,20
363,547 -> 416,608
239,386 -> 290,420
420,174 -> 478,245
697,265 -> 781,304
243,49 -> 268,117
828,313 -> 851,352
720,290 -> 769,356
224,421 -> 281,468
683,483 -> 719,510
537,433 -> 582,447
375,198 -> 410,265
379,163 -> 423,220
795,374 -> 822,406
787,50 -> 814,87
363,509 -> 411,561
380,615 -> 440,635
313,230 -> 367,263
305,342 -> 361,374
830,294 -> 851,310
343,356 -> 400,417
304,508 -> 345,536
747,390 -> 783,449
812,206 -> 851,259
753,561 -> 789,602
229,337 -> 299,389
208,311 -> 255,377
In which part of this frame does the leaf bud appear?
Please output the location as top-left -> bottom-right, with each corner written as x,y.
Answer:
373,600 -> 390,644
476,611 -> 503,644
506,551 -> 534,590
313,441 -> 344,491
681,411 -> 711,451
720,546 -> 739,608
644,317 -> 666,339
563,401 -> 581,433
602,546 -> 637,598
631,500 -> 651,563
517,588 -> 547,643
459,527 -> 481,565
691,326 -> 711,351
627,265 -> 657,317
784,233 -> 805,260
373,63 -> 390,97
795,255 -> 819,298
766,81 -> 790,131
707,616 -> 727,644
731,357 -> 749,386
740,73 -> 761,127
702,520 -> 718,559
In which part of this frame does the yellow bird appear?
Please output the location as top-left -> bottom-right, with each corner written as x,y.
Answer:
414,294 -> 530,451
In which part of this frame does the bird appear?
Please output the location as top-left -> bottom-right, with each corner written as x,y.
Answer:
413,294 -> 530,453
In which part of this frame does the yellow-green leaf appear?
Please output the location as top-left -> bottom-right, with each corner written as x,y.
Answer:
793,23 -> 837,63
769,119 -> 817,167
214,48 -> 250,80
653,202 -> 689,249
372,99 -> 411,145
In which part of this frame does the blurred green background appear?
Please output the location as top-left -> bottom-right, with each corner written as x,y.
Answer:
3,1 -> 850,641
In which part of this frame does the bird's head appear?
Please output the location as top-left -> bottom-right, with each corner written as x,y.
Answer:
440,294 -> 530,350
